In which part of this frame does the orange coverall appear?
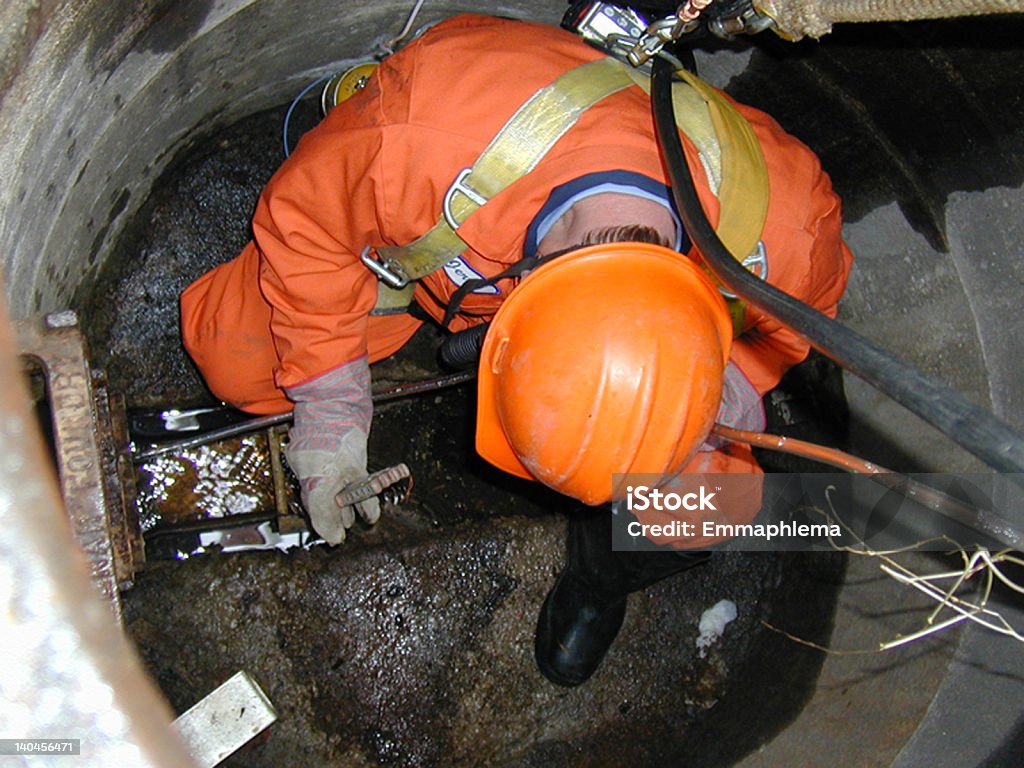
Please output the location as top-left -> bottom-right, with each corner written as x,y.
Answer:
180,14 -> 853,530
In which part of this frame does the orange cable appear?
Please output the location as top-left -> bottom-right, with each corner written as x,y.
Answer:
711,424 -> 891,474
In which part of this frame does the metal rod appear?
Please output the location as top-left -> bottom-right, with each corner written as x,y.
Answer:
131,371 -> 477,462
266,426 -> 290,519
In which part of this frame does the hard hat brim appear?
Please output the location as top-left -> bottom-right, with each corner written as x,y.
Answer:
474,242 -> 733,502
476,364 -> 535,481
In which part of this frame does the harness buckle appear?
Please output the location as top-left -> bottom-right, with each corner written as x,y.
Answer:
360,246 -> 411,289
442,167 -> 489,230
720,240 -> 768,300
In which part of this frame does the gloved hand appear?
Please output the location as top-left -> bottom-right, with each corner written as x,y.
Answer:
283,356 -> 377,545
284,427 -> 379,545
701,361 -> 766,451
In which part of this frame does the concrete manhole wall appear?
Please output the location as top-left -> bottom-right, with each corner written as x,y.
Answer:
3,1 -> 1023,462
1,1 -> 1023,766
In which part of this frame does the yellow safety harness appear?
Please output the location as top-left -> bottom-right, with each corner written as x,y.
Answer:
360,56 -> 770,334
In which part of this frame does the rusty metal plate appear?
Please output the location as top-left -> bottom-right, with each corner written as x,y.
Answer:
16,311 -> 143,619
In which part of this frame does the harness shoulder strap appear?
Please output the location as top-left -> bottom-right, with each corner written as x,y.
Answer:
367,57 -> 770,326
368,58 -> 636,291
620,66 -> 769,267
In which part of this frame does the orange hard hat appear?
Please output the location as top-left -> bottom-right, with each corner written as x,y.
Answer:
476,242 -> 733,505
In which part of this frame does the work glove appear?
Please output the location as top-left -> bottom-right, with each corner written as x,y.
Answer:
701,361 -> 766,451
284,427 -> 380,544
284,357 -> 377,545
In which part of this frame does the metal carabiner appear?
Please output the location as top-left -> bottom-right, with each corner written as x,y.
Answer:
360,246 -> 411,289
627,2 -> 712,67
627,17 -> 685,67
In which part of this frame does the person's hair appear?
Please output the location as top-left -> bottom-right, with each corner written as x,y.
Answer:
579,224 -> 673,248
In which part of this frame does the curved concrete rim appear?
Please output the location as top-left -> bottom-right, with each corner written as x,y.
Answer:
1,2 -> 1022,765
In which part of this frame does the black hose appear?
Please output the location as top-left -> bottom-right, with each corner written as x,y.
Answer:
439,323 -> 490,370
650,55 -> 1024,480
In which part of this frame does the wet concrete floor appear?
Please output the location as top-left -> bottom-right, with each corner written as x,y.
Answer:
80,93 -> 847,766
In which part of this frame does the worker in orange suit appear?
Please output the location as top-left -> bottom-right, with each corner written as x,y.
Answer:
180,14 -> 852,686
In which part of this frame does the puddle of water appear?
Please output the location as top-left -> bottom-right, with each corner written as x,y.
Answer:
135,433 -> 277,533
133,427 -> 411,560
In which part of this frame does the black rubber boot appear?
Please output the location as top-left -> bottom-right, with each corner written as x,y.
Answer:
535,505 -> 709,687
534,568 -> 628,687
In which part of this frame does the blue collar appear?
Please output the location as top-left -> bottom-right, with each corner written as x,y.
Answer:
524,171 -> 689,257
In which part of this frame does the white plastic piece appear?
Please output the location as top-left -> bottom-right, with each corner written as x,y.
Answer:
695,599 -> 738,658
170,671 -> 277,767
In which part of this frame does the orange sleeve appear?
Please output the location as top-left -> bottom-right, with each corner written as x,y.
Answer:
726,103 -> 854,396
730,216 -> 853,396
247,52 -> 429,391
252,123 -> 382,390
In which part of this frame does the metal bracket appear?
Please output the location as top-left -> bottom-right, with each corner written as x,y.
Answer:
442,167 -> 489,230
17,311 -> 144,620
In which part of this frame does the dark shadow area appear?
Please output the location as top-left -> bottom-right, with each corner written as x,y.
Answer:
724,17 -> 1024,253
